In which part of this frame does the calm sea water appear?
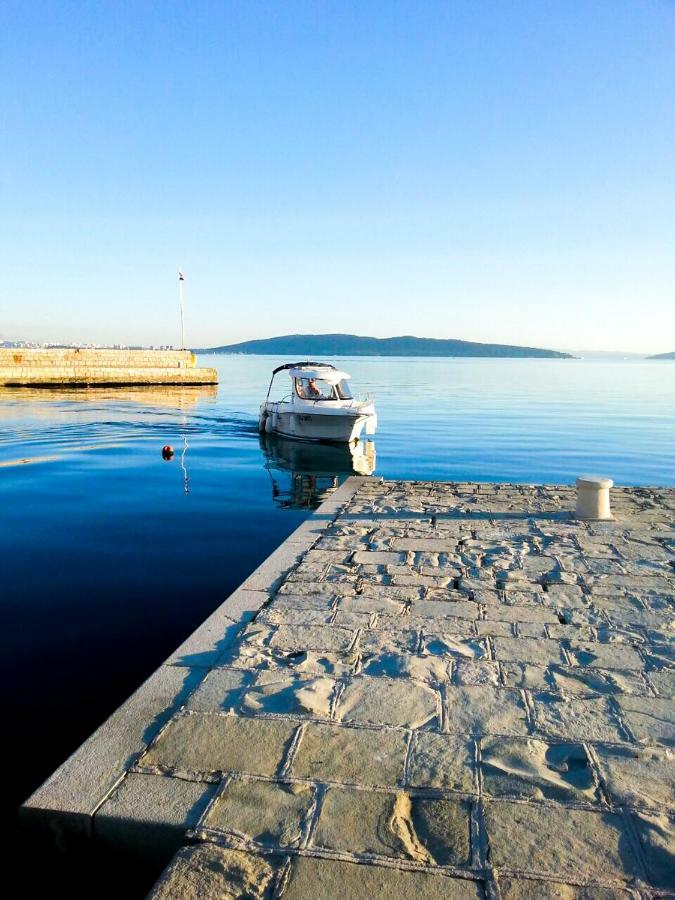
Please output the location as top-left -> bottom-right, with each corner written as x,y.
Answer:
2,355 -> 673,863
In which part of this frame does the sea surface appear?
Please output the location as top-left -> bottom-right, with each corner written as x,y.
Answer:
2,354 -> 674,859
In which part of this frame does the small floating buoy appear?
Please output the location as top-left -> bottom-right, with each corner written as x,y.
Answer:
162,445 -> 174,460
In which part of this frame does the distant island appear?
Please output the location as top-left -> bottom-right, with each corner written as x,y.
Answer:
198,333 -> 573,359
648,351 -> 675,360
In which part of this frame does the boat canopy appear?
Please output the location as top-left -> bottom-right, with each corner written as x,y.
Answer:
271,361 -> 336,376
288,366 -> 350,383
265,361 -> 351,401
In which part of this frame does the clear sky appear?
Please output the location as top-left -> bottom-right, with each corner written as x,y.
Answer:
1,1 -> 674,353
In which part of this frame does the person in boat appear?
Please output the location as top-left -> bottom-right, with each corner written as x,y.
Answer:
307,378 -> 322,398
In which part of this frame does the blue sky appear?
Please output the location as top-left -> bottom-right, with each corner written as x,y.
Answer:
1,1 -> 674,352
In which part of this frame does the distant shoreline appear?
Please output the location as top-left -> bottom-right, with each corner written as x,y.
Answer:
196,333 -> 574,359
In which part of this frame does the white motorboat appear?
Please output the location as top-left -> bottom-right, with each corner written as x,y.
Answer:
259,362 -> 377,444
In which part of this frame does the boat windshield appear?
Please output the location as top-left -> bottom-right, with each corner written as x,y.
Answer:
295,377 -> 338,401
336,379 -> 352,399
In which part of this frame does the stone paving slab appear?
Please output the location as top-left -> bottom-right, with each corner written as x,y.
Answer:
94,772 -> 216,861
21,478 -> 675,895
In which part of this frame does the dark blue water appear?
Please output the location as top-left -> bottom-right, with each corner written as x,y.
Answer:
2,355 -> 673,849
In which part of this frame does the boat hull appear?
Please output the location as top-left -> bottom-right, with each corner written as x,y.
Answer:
263,408 -> 371,443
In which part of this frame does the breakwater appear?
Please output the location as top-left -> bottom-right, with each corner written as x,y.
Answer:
21,477 -> 675,896
0,348 -> 217,386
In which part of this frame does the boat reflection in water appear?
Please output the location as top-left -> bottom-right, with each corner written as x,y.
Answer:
260,434 -> 376,509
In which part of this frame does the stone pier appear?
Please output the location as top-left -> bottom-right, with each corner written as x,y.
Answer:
22,479 -> 674,897
0,348 -> 217,386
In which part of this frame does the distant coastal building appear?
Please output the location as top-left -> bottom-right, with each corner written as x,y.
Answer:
1,340 -> 177,351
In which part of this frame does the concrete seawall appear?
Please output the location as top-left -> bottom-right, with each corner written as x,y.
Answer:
20,478 -> 675,896
0,348 -> 218,386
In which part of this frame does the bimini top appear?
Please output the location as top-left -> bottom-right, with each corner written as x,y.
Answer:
288,366 -> 350,383
272,362 -> 350,383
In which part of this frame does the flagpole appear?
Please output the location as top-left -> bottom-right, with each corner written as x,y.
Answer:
178,270 -> 185,350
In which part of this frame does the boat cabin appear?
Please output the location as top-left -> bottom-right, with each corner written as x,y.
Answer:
289,366 -> 353,402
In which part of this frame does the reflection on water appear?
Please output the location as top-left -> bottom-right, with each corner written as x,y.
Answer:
180,435 -> 190,495
0,383 -> 226,469
0,383 -> 218,416
260,434 -> 376,508
161,424 -> 193,495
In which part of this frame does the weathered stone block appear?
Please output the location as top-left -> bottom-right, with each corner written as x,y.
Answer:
476,620 -> 514,638
408,731 -> 475,792
546,623 -> 595,641
409,598 -> 480,620
499,877 -> 632,898
492,637 -> 565,667
481,737 -> 597,802
486,604 -> 561,624
445,686 -> 530,736
424,633 -> 488,659
338,677 -> 439,728
389,537 -> 460,552
406,795 -> 472,865
275,584 -> 339,601
241,673 -> 336,719
393,573 -> 454,588
548,665 -> 646,697
565,641 -> 644,671
588,574 -> 672,596
332,609 -> 373,628
360,583 -> 426,601
94,773 -> 215,858
361,649 -> 451,683
269,624 -> 356,653
292,722 -> 408,786
595,744 -> 674,809
515,621 -> 548,638
339,594 -> 407,614
148,843 -> 278,899
303,548 -> 355,566
484,801 -> 638,880
203,777 -> 314,847
283,856 -> 482,899
235,622 -> 276,648
312,787 -> 471,865
649,667 -> 675,696
258,606 -> 333,626
532,696 -> 626,743
352,550 -> 408,565
360,627 -> 420,654
454,660 -> 501,686
140,712 -> 297,777
186,668 -> 251,713
632,810 -> 675,889
615,696 -> 675,745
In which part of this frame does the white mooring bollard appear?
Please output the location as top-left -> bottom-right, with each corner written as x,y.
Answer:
575,475 -> 614,521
